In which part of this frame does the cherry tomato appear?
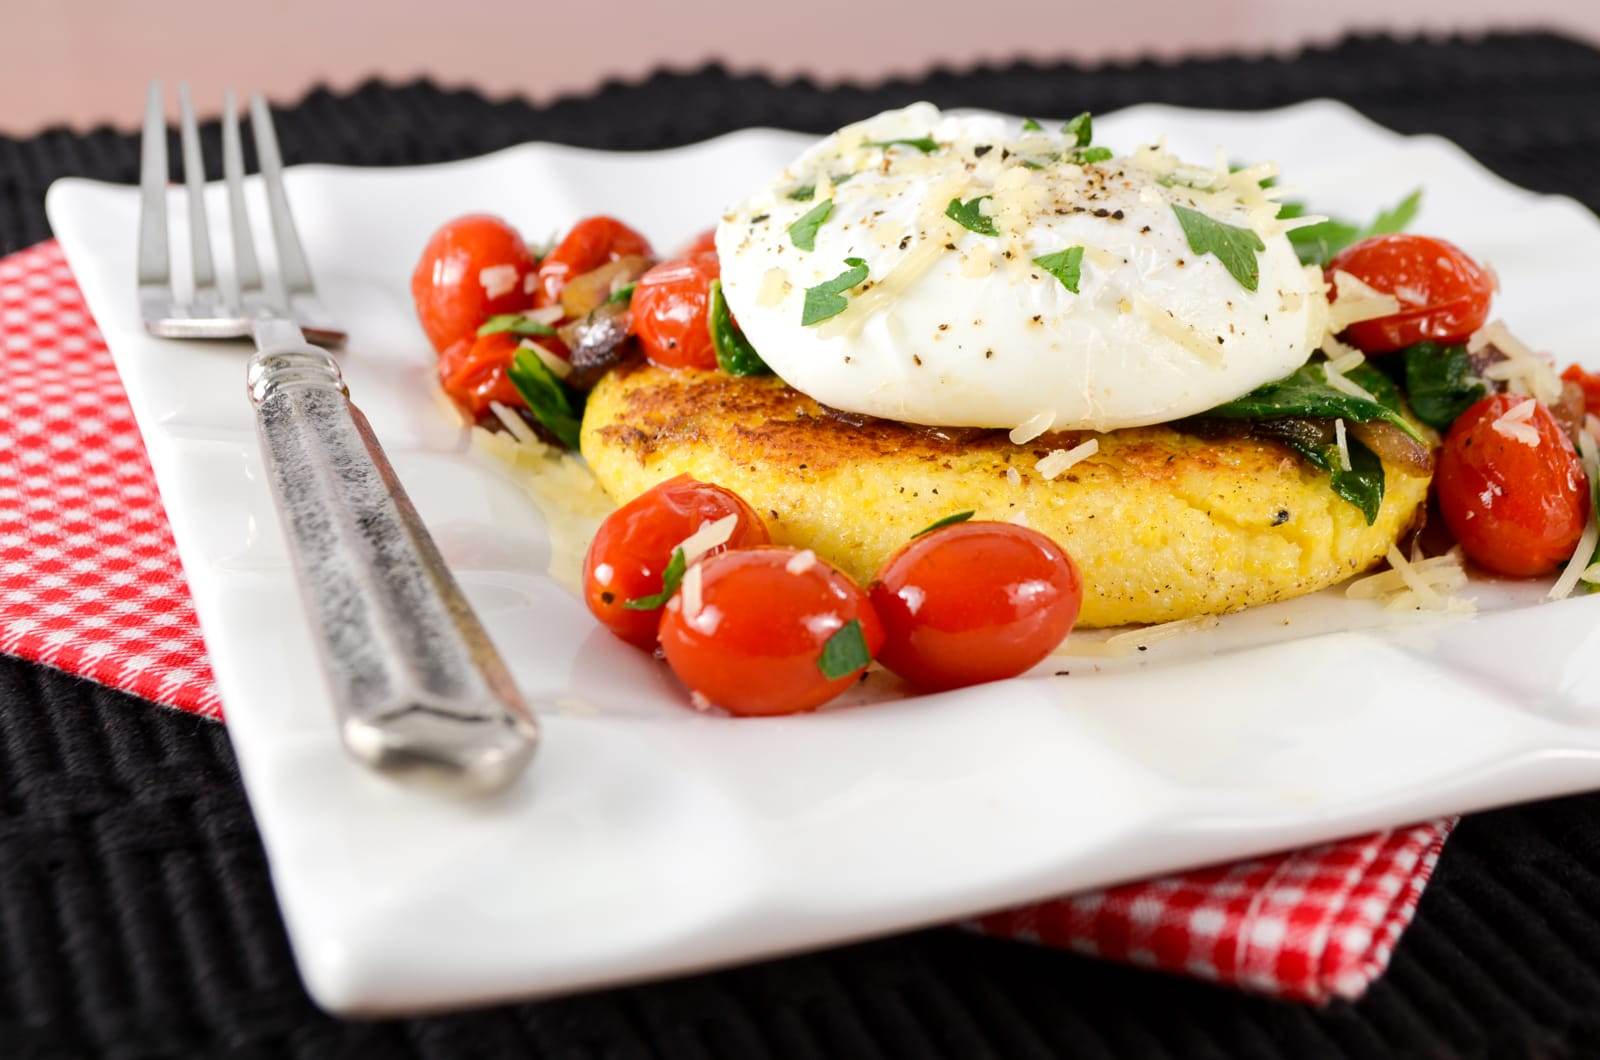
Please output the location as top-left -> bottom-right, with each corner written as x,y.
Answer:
678,228 -> 718,257
1562,364 -> 1600,418
868,522 -> 1082,692
630,251 -> 720,370
1327,234 -> 1495,354
534,216 -> 654,307
411,214 -> 535,353
1435,394 -> 1589,577
659,547 -> 883,716
437,331 -> 523,419
583,476 -> 769,649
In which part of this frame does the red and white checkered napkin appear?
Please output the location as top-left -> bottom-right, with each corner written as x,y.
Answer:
0,238 -> 1452,1002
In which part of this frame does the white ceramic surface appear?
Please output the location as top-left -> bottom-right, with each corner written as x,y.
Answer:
46,100 -> 1600,1015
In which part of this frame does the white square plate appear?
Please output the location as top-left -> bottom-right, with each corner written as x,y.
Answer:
46,99 -> 1600,1014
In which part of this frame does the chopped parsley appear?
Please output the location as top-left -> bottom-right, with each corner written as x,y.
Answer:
505,346 -> 583,450
1072,146 -> 1112,164
913,510 -> 975,537
622,548 -> 686,611
478,313 -> 557,338
865,136 -> 939,154
787,199 -> 833,251
708,279 -> 769,376
787,172 -> 853,202
1021,117 -> 1043,132
606,283 -> 636,306
801,257 -> 869,326
816,619 -> 871,680
1061,111 -> 1092,147
1171,204 -> 1265,292
1033,246 -> 1085,294
944,195 -> 998,237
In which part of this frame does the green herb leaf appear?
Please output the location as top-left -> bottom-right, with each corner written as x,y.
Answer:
913,510 -> 975,538
801,257 -> 869,326
788,199 -> 833,251
1208,362 -> 1421,441
816,618 -> 871,680
865,136 -> 939,154
1061,111 -> 1092,147
1072,146 -> 1112,164
708,279 -> 770,377
478,313 -> 557,338
622,548 -> 686,611
505,347 -> 583,450
1264,425 -> 1386,525
944,195 -> 998,237
1281,188 -> 1424,266
1021,117 -> 1043,132
606,282 -> 636,306
788,184 -> 816,202
1402,341 -> 1487,430
1033,246 -> 1085,294
1172,204 -> 1265,292
1346,362 -> 1404,415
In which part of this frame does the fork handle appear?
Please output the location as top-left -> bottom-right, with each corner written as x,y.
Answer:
247,326 -> 538,794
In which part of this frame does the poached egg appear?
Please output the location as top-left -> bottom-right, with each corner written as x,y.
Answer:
715,103 -> 1324,433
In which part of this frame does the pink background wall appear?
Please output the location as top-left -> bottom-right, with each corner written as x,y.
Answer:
4,0 -> 1598,135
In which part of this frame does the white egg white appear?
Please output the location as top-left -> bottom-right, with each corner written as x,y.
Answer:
716,103 -> 1322,432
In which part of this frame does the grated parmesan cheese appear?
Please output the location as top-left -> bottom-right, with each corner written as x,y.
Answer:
1334,418 -> 1352,471
488,401 -> 540,447
680,562 -> 704,620
1347,546 -> 1474,614
785,549 -> 817,575
1323,361 -> 1378,404
519,339 -> 572,380
526,305 -> 565,326
1469,320 -> 1563,404
1009,410 -> 1055,445
1036,438 -> 1099,480
479,264 -> 519,300
1326,270 -> 1402,335
757,267 -> 791,307
675,513 -> 738,565
1491,398 -> 1541,447
1006,466 -> 1022,487
1134,295 -> 1224,366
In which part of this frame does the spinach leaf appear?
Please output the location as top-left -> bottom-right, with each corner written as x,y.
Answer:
1402,342 -> 1487,430
1208,362 -> 1420,442
506,347 -> 583,450
708,279 -> 770,377
1281,188 -> 1423,267
816,619 -> 871,679
1347,362 -> 1403,414
1267,426 -> 1386,525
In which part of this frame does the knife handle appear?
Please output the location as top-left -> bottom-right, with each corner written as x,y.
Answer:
247,327 -> 538,794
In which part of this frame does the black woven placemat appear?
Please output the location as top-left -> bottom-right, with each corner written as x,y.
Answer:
7,31 -> 1600,1059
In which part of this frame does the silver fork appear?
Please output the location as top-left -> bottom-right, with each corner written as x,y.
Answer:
139,82 -> 539,794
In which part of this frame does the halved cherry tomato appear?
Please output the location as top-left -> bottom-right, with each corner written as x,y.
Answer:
869,522 -> 1082,691
677,228 -> 718,257
659,547 -> 883,716
411,214 -> 535,353
630,251 -> 720,370
438,331 -> 523,419
1562,364 -> 1600,418
1328,234 -> 1495,354
1435,394 -> 1588,577
583,476 -> 769,649
534,216 -> 654,308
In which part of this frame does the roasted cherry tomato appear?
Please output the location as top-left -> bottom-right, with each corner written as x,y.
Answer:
630,251 -> 720,370
583,476 -> 769,649
678,228 -> 718,257
534,216 -> 654,308
1327,234 -> 1495,354
1435,394 -> 1589,577
411,214 -> 535,354
869,522 -> 1082,691
659,547 -> 883,716
437,331 -> 523,419
1562,364 -> 1600,418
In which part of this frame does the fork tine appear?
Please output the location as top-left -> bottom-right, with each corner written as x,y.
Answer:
221,89 -> 263,309
248,92 -> 314,296
136,80 -> 169,290
176,83 -> 219,299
